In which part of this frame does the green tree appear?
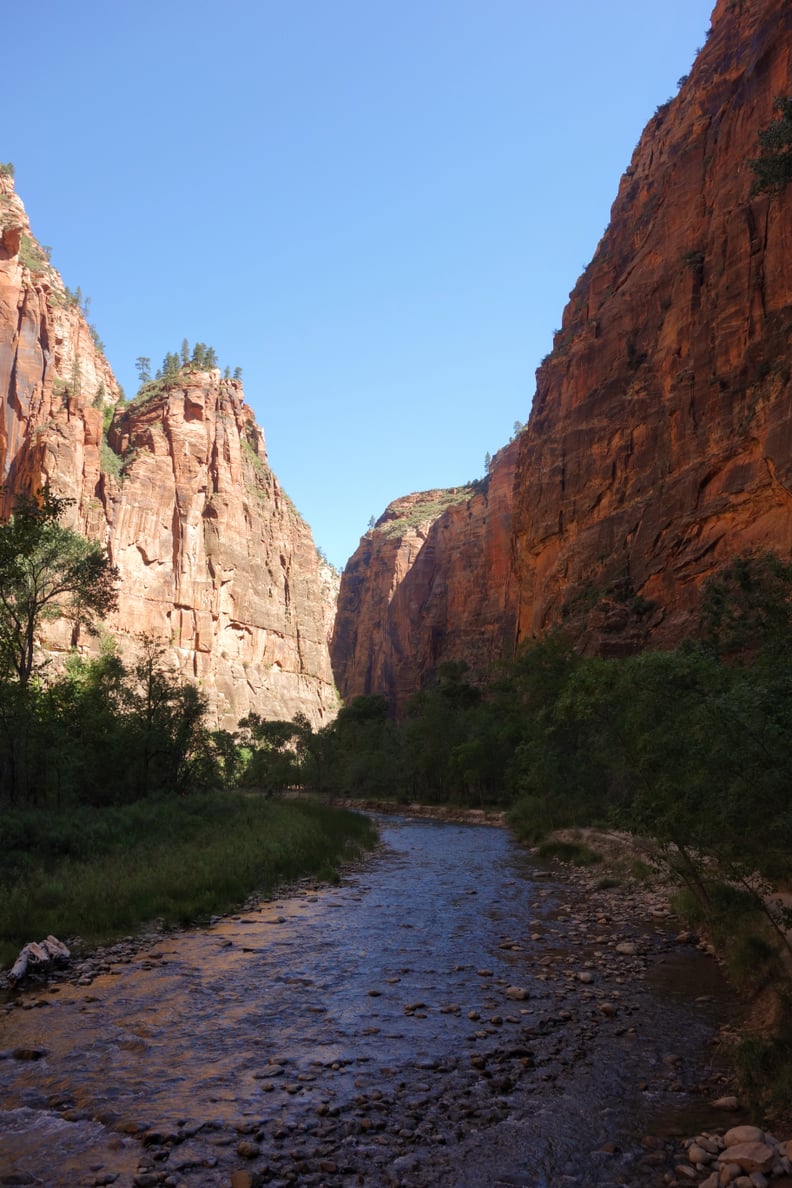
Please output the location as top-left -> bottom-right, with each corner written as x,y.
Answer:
750,97 -> 792,196
0,488 -> 118,690
127,634 -> 215,797
238,712 -> 302,793
135,356 -> 151,385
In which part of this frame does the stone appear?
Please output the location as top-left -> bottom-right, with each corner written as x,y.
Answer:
0,173 -> 337,730
720,1143 -> 775,1175
330,0 -> 792,704
689,1143 -> 714,1165
724,1127 -> 766,1147
236,1141 -> 260,1159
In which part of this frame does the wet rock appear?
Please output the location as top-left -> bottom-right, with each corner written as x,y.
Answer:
724,1126 -> 766,1147
237,1140 -> 261,1159
722,1142 -> 775,1175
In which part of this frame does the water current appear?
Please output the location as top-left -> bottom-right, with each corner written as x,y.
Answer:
0,815 -> 735,1187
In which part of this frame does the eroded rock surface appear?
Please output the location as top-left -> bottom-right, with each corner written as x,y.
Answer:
332,0 -> 792,706
0,174 -> 337,727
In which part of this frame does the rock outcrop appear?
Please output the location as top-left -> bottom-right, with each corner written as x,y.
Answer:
0,172 -> 337,728
332,447 -> 518,705
333,0 -> 792,707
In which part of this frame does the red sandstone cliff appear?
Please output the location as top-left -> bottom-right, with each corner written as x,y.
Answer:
332,448 -> 518,704
0,173 -> 337,728
333,0 -> 792,706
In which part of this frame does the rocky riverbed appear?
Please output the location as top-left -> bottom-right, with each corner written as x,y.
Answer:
0,815 -> 749,1187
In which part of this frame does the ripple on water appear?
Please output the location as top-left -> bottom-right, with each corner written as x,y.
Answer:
0,816 -> 736,1186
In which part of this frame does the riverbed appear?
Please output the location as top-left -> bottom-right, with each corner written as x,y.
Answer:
0,815 -> 736,1186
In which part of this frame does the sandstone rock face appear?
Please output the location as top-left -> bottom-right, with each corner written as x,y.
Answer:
333,0 -> 792,706
511,0 -> 792,653
0,174 -> 337,728
332,448 -> 518,706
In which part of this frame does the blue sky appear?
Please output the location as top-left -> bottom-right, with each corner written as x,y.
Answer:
6,1 -> 714,569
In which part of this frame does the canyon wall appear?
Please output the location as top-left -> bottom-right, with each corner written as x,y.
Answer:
0,173 -> 337,728
333,0 -> 792,707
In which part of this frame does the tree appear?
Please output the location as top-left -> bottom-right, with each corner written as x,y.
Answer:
750,97 -> 792,196
238,712 -> 303,792
0,488 -> 118,690
135,356 -> 151,385
127,634 -> 215,796
180,338 -> 190,366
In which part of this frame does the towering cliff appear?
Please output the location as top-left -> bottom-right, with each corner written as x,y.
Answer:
332,453 -> 519,705
332,0 -> 792,707
0,172 -> 337,728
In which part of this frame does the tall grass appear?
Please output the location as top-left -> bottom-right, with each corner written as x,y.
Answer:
0,794 -> 377,969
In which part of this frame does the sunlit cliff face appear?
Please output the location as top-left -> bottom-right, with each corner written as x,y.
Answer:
332,0 -> 792,702
0,174 -> 337,729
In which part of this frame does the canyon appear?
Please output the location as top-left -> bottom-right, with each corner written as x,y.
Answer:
0,171 -> 337,728
332,0 -> 792,708
3,0 -> 792,723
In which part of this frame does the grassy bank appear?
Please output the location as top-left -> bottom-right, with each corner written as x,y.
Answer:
0,793 -> 378,970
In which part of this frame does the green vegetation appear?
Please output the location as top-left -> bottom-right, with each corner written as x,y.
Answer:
99,438 -> 123,479
18,233 -> 50,274
0,795 -> 376,968
376,487 -> 477,538
0,162 -> 15,178
750,97 -> 792,196
132,341 -> 242,405
0,489 -> 377,969
246,550 -> 792,1111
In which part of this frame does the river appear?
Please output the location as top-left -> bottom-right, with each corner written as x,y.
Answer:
0,815 -> 735,1187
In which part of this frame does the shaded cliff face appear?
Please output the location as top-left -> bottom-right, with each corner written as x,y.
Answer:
332,450 -> 518,705
0,175 -> 337,728
333,0 -> 792,705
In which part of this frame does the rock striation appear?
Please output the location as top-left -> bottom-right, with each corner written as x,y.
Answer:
332,451 -> 519,706
333,0 -> 792,707
0,172 -> 337,728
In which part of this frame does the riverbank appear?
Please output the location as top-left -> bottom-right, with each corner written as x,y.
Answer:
0,813 -> 743,1187
333,796 -> 507,827
0,794 -> 378,979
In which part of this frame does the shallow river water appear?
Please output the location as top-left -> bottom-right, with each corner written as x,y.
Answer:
0,815 -> 735,1187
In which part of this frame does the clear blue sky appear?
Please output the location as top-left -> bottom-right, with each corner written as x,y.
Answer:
5,1 -> 714,569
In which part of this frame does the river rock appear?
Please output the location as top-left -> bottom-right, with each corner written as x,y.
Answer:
724,1126 -> 766,1147
719,1142 -> 776,1175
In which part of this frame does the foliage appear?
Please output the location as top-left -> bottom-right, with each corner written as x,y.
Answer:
99,438 -> 123,479
0,795 -> 378,968
377,487 -> 476,538
0,487 -> 118,690
0,162 -> 15,178
18,233 -> 50,274
750,97 -> 792,196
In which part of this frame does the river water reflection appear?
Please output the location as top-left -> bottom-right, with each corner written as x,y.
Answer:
0,815 -> 735,1186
